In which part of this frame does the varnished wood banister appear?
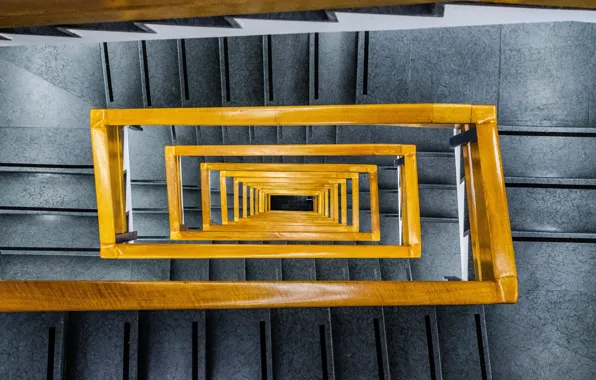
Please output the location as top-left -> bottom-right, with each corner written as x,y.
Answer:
173,143 -> 415,157
174,157 -> 383,241
496,276 -> 519,303
476,121 -> 516,281
463,123 -> 494,281
41,103 -> 516,311
98,104 -> 474,127
0,280 -> 503,312
2,1 -> 594,29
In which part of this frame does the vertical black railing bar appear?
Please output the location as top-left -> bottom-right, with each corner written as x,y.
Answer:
103,42 -> 114,103
267,35 -> 274,102
374,318 -> 385,380
314,33 -> 320,100
180,39 -> 190,101
319,324 -> 329,380
425,315 -> 437,380
475,314 -> 488,380
46,327 -> 56,380
259,321 -> 268,380
223,37 -> 231,103
362,31 -> 370,96
192,321 -> 199,380
122,322 -> 131,380
141,41 -> 152,107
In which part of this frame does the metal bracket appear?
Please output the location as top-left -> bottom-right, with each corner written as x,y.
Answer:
116,231 -> 138,243
449,128 -> 477,148
444,276 -> 462,281
394,157 -> 404,167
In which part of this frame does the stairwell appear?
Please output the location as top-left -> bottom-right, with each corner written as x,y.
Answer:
0,23 -> 595,379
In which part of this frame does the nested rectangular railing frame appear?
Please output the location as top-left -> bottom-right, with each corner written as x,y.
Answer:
233,177 -> 348,223
207,164 -> 364,225
0,104 -> 517,311
236,179 -> 340,220
211,187 -> 351,234
237,184 -> 328,219
183,163 -> 370,238
231,174 -> 352,223
245,187 -> 336,222
98,141 -> 416,256
229,183 -> 340,228
165,145 -> 417,246
218,173 -> 340,225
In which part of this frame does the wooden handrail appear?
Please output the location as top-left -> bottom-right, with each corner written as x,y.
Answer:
1,1 -> 594,29
169,151 -> 389,242
0,280 -> 502,312
0,104 -> 517,311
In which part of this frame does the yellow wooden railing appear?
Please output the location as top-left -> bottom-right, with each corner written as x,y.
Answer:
120,142 -> 419,257
0,104 -> 517,311
167,160 -> 386,242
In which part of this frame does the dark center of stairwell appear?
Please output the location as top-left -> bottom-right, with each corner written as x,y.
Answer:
270,196 -> 314,211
